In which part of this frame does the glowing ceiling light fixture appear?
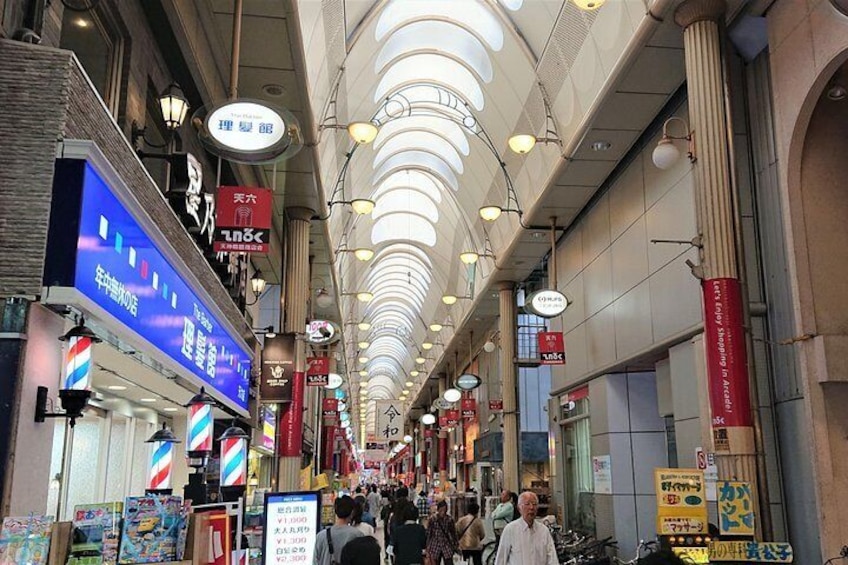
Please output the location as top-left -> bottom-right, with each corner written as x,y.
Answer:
508,133 -> 537,154
358,341 -> 370,349
410,370 -> 420,377
358,356 -> 369,364
443,388 -> 462,403
479,205 -> 503,222
356,291 -> 374,303
358,321 -> 371,331
337,248 -> 375,262
415,357 -> 426,364
572,0 -> 606,9
351,199 -> 376,215
421,342 -> 433,351
405,381 -> 414,387
421,413 -> 436,425
359,370 -> 368,377
347,121 -> 380,144
459,251 -> 479,264
442,294 -> 458,306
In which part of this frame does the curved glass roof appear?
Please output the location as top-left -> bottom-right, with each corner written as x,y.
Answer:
314,0 -> 538,436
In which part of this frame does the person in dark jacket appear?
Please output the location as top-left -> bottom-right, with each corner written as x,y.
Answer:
391,504 -> 427,565
340,535 -> 381,565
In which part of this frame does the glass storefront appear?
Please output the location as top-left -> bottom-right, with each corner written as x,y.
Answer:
561,392 -> 592,533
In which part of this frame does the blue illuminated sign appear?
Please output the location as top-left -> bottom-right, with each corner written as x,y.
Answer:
68,161 -> 250,409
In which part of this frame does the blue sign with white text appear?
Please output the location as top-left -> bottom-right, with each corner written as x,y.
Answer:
73,162 -> 250,409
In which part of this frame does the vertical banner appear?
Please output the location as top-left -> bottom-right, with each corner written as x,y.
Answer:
262,407 -> 276,452
718,481 -> 755,536
445,409 -> 460,427
702,278 -> 752,452
260,334 -> 296,403
321,398 -> 338,420
537,331 -> 566,365
306,357 -> 330,387
375,401 -> 403,442
278,371 -> 305,457
213,186 -> 273,254
461,398 -> 477,419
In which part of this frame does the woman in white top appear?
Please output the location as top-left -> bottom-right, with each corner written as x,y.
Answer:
351,498 -> 376,537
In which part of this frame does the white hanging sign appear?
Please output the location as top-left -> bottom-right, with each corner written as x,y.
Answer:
525,289 -> 569,318
375,401 -> 404,442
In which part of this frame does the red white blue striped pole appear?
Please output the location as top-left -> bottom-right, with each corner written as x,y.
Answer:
188,402 -> 213,454
64,335 -> 93,391
220,436 -> 247,487
148,440 -> 174,491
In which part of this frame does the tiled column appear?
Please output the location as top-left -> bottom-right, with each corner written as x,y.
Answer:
277,207 -> 313,490
499,282 -> 519,493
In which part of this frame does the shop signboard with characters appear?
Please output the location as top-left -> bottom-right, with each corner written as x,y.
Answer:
43,142 -> 252,415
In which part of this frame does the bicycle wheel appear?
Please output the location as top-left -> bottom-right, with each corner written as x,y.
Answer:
482,541 -> 498,565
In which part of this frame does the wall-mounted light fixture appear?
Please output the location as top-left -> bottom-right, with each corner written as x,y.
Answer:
35,319 -> 102,428
319,121 -> 380,145
652,117 -> 696,170
441,294 -> 472,306
459,250 -> 497,265
336,247 -> 375,262
132,83 -> 190,159
243,270 -> 267,306
342,291 -> 375,303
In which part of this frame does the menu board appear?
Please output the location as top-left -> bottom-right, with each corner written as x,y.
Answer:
654,468 -> 708,535
263,492 -> 320,564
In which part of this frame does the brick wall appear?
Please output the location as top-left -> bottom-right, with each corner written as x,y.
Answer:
0,39 -> 252,340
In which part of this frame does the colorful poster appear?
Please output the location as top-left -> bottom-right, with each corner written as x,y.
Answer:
118,496 -> 182,564
214,186 -> 273,254
655,468 -> 707,534
718,481 -> 755,536
537,331 -> 566,364
702,278 -> 753,452
262,406 -> 277,452
263,492 -> 321,564
0,515 -> 53,565
592,455 -> 612,495
709,541 -> 793,563
68,502 -> 123,563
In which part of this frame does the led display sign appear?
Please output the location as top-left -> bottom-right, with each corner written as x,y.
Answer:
45,155 -> 251,411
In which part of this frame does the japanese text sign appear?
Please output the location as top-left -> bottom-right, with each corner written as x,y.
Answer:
445,409 -> 460,427
260,334 -> 295,403
214,186 -> 272,254
461,398 -> 477,419
489,399 -> 503,412
655,468 -> 707,534
262,492 -> 320,565
48,159 -> 251,412
322,398 -> 338,419
709,541 -> 793,563
538,331 -> 565,365
375,401 -> 403,442
718,481 -> 755,536
306,357 -> 330,387
262,407 -> 276,452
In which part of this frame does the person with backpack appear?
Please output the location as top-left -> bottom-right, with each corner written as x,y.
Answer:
314,496 -> 364,565
455,501 -> 486,565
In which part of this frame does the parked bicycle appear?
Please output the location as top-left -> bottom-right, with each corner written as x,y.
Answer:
612,539 -> 659,565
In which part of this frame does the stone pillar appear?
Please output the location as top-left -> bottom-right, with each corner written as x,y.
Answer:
499,282 -> 519,493
277,207 -> 313,491
675,0 -> 761,532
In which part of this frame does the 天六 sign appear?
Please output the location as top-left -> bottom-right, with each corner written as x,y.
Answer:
214,186 -> 272,254
538,331 -> 566,364
306,357 -> 330,387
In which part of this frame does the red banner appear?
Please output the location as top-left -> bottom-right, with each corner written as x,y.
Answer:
322,424 -> 336,470
278,371 -> 304,456
214,186 -> 273,253
306,356 -> 330,386
438,416 -> 448,428
702,278 -> 752,434
445,409 -> 460,427
461,398 -> 477,419
424,429 -> 434,438
438,436 -> 448,472
538,331 -> 566,365
322,398 -> 338,420
489,399 -> 503,412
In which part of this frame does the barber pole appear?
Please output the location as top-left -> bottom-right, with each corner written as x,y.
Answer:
188,403 -> 213,453
148,440 -> 174,491
220,436 -> 247,487
64,335 -> 93,391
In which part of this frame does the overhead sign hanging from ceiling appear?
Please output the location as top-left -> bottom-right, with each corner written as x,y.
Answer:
196,98 -> 302,164
305,320 -> 341,345
455,373 -> 482,391
525,289 -> 569,318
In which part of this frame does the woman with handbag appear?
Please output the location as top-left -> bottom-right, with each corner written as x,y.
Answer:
426,500 -> 458,565
455,502 -> 486,565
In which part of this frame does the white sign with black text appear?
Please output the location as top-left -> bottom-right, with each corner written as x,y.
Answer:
263,491 -> 320,565
375,401 -> 404,442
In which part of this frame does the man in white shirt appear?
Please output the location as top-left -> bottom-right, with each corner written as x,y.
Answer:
494,492 -> 558,565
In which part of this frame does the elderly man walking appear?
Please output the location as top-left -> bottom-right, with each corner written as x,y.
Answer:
494,492 -> 557,565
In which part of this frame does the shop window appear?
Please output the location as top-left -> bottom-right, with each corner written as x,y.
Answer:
104,413 -> 130,502
63,409 -> 107,520
517,313 -> 547,360
59,3 -> 124,115
561,396 -> 593,534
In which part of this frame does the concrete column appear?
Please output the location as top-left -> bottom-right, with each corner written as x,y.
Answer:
277,207 -> 313,490
499,282 -> 519,493
438,373 -> 448,489
675,0 -> 761,532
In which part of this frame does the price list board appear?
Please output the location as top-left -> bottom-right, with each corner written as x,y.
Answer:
262,492 -> 320,565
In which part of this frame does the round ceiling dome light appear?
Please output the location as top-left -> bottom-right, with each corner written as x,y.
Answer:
483,340 -> 496,353
572,0 -> 605,9
356,291 -> 374,303
351,199 -> 376,215
429,323 -> 444,332
479,205 -> 503,222
358,322 -> 371,331
354,248 -> 375,261
508,134 -> 537,154
459,251 -> 480,265
421,413 -> 436,425
442,294 -> 458,305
